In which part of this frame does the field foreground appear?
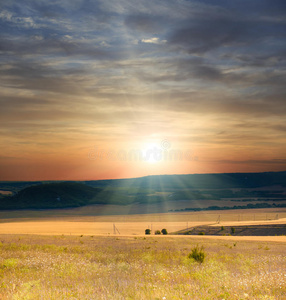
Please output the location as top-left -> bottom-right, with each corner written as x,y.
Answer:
0,234 -> 285,299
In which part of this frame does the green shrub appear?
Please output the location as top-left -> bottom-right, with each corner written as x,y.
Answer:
145,229 -> 151,235
188,245 -> 205,263
154,230 -> 161,235
221,226 -> 225,231
198,231 -> 205,235
161,228 -> 168,235
2,258 -> 18,269
231,227 -> 235,234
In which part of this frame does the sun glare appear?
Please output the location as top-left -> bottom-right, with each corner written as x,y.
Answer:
142,142 -> 161,164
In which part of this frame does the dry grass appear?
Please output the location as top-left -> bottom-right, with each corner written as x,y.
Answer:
1,207 -> 285,298
0,234 -> 285,299
1,216 -> 286,242
0,221 -> 191,236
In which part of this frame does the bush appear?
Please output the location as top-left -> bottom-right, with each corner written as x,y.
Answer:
161,228 -> 168,235
198,231 -> 205,235
145,229 -> 151,235
154,230 -> 161,235
188,245 -> 205,263
221,226 -> 225,231
2,258 -> 18,269
231,227 -> 235,234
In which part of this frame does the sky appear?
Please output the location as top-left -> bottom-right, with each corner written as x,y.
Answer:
0,0 -> 286,181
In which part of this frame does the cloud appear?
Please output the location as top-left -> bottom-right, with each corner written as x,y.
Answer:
141,37 -> 166,44
124,15 -> 166,34
168,15 -> 286,55
212,159 -> 286,165
0,0 -> 286,179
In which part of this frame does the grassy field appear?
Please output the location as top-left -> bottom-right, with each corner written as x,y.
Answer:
0,208 -> 286,299
0,234 -> 285,299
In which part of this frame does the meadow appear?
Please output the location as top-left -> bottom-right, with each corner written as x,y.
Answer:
0,208 -> 286,299
0,234 -> 285,299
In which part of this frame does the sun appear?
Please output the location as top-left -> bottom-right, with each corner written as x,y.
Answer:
141,142 -> 162,164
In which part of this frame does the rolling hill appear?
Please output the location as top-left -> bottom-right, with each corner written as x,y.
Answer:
0,182 -> 102,209
0,171 -> 285,210
84,171 -> 286,189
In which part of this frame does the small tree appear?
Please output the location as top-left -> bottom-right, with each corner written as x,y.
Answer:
145,229 -> 151,235
188,245 -> 205,263
231,227 -> 235,234
154,230 -> 161,235
161,228 -> 168,235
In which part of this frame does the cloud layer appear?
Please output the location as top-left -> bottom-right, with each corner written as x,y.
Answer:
0,0 -> 286,180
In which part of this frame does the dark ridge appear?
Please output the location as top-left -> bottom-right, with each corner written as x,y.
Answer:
175,224 -> 286,236
0,182 -> 102,209
0,171 -> 285,210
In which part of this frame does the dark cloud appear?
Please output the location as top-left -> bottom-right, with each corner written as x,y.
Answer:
193,0 -> 286,19
221,53 -> 286,68
169,18 -> 244,54
0,35 -> 122,59
168,15 -> 286,54
124,14 -> 167,34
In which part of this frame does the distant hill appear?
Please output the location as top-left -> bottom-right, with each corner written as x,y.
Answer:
0,181 -> 143,210
0,182 -> 102,209
0,171 -> 285,210
84,171 -> 286,189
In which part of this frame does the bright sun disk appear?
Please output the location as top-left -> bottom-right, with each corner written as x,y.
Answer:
142,142 -> 161,164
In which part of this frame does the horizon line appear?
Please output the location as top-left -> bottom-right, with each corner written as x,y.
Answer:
1,170 -> 286,183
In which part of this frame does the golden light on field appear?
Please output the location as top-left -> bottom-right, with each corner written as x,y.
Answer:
1,232 -> 285,299
1,208 -> 286,239
0,219 -> 286,243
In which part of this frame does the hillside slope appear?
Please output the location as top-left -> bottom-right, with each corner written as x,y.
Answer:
0,182 -> 102,209
0,171 -> 285,210
85,171 -> 286,189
